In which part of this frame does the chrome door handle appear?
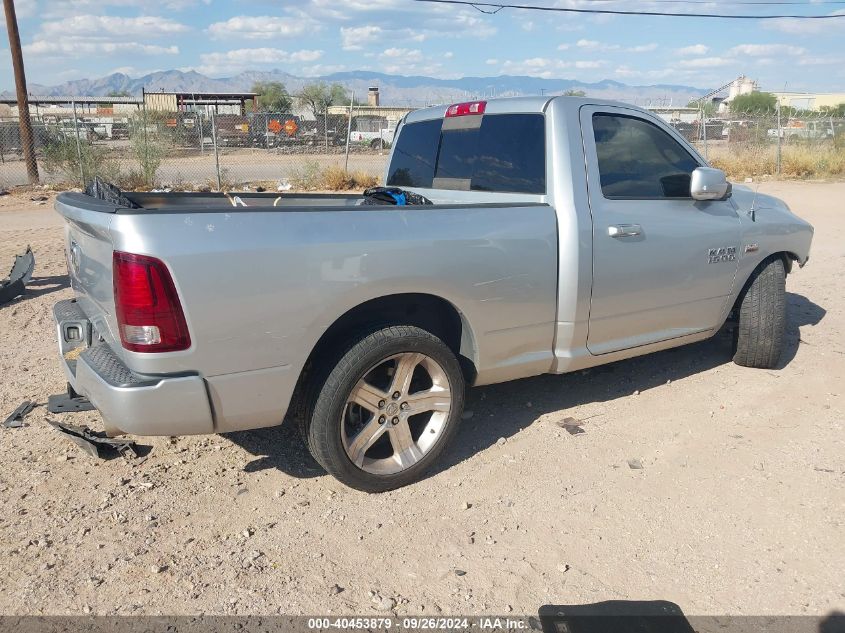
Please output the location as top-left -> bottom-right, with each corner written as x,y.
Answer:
608,224 -> 642,238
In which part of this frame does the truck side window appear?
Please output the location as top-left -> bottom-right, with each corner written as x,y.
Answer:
592,113 -> 700,199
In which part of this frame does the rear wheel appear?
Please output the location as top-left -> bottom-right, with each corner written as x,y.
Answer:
304,325 -> 465,492
733,256 -> 786,369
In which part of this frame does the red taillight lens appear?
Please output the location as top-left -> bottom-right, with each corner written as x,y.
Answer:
113,251 -> 191,353
445,101 -> 486,117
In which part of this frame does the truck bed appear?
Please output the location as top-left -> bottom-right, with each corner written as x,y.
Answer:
60,191 -> 367,213
54,189 -> 559,435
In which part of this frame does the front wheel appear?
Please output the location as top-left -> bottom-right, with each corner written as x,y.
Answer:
733,256 -> 786,369
304,325 -> 465,492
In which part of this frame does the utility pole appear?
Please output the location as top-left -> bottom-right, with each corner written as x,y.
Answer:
3,0 -> 39,183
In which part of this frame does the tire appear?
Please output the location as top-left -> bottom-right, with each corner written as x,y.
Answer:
733,256 -> 786,369
304,325 -> 465,492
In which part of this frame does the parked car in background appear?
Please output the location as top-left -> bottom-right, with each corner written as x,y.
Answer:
768,119 -> 835,140
348,115 -> 396,148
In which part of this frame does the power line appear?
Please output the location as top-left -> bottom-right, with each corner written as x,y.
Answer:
412,0 -> 845,19
580,0 -> 845,4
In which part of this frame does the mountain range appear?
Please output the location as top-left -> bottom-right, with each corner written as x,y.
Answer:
10,69 -> 709,106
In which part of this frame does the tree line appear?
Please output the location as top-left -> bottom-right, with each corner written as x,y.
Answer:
249,81 -> 353,119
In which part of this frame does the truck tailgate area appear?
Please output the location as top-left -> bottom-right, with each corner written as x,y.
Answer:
54,298 -> 214,436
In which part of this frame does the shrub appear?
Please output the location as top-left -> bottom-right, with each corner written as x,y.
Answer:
351,171 -> 379,189
322,165 -> 354,190
42,134 -> 119,187
710,144 -> 845,179
289,160 -> 322,190
128,113 -> 169,189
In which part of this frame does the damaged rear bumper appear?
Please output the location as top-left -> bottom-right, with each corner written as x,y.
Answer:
53,299 -> 214,436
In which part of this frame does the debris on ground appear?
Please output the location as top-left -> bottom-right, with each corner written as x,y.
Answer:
557,416 -> 586,435
47,391 -> 96,414
29,195 -> 48,202
47,420 -> 146,462
0,246 -> 35,305
627,458 -> 644,470
3,400 -> 37,428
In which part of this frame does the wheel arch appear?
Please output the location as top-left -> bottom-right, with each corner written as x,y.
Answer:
287,293 -> 479,422
732,250 -> 794,312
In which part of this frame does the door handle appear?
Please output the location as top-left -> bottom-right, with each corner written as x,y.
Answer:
608,224 -> 642,238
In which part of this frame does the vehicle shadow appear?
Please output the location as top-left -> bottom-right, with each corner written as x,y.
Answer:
23,274 -> 71,298
225,292 -> 825,483
537,600 -> 695,633
780,291 -> 826,367
537,602 -> 844,633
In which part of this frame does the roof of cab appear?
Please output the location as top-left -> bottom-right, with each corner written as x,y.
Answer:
403,95 -> 644,124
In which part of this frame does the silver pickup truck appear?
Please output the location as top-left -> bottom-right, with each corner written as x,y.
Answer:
53,96 -> 813,491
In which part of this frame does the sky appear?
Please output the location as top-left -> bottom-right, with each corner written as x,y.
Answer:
1,0 -> 844,92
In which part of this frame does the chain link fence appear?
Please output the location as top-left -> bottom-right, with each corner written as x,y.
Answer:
0,102 -> 395,192
2,104 -> 844,191
667,109 -> 845,179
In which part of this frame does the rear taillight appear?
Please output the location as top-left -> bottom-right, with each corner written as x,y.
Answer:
445,101 -> 486,117
113,251 -> 191,353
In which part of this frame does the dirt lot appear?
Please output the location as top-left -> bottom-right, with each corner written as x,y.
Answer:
0,182 -> 842,617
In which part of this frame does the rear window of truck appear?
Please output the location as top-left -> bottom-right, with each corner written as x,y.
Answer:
387,114 -> 545,194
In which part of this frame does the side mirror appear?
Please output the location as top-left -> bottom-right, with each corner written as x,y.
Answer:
691,167 -> 731,201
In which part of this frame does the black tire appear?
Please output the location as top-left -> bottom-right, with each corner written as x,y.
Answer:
303,325 -> 465,492
733,256 -> 786,369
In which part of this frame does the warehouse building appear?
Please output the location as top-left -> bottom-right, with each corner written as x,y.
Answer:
770,91 -> 845,112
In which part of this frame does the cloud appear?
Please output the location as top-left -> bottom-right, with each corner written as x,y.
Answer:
797,56 -> 842,66
628,43 -> 657,53
38,0 -> 209,16
196,48 -> 324,75
40,15 -> 188,37
25,14 -> 187,58
764,9 -> 845,35
340,24 -> 428,52
496,57 -> 607,78
299,64 -> 348,77
614,66 -> 676,81
382,48 -> 424,63
207,16 -> 312,40
678,57 -> 734,68
25,40 -> 179,57
575,60 -> 605,69
728,44 -> 806,57
675,44 -> 709,56
573,39 -> 655,53
296,0 -> 496,41
576,39 -> 612,51
341,25 -> 384,50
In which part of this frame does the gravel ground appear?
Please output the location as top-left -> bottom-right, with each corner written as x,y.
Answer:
0,182 -> 842,617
